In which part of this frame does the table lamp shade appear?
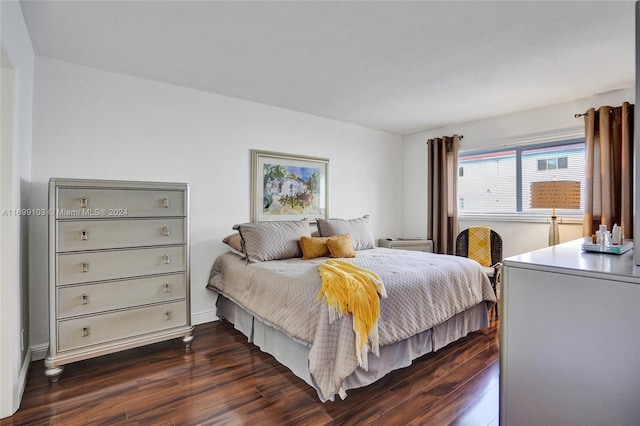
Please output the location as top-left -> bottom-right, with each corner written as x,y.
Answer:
530,181 -> 581,246
530,181 -> 581,210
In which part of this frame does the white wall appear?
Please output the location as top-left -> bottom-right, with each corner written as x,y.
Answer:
403,88 -> 635,256
29,57 -> 404,351
0,0 -> 34,418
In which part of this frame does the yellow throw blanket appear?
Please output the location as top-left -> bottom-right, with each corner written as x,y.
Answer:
468,226 -> 492,267
317,259 -> 387,370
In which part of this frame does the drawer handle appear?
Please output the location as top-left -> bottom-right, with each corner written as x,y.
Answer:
161,226 -> 170,237
81,326 -> 89,337
80,197 -> 88,208
162,254 -> 171,264
81,293 -> 89,305
80,261 -> 90,273
80,229 -> 89,240
164,311 -> 171,321
163,283 -> 171,293
161,197 -> 170,208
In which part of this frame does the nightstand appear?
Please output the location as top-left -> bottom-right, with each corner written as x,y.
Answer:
378,238 -> 433,253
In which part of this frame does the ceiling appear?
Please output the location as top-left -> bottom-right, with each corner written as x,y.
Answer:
19,1 -> 635,135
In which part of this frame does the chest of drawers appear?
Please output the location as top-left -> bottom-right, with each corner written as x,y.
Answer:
44,178 -> 194,382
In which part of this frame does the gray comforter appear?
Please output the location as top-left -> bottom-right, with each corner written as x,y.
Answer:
207,248 -> 496,401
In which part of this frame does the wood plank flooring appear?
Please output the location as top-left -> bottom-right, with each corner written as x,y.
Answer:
3,314 -> 499,425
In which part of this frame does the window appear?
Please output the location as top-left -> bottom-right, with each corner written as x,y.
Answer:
557,157 -> 568,169
537,156 -> 568,171
458,139 -> 585,214
548,158 -> 557,170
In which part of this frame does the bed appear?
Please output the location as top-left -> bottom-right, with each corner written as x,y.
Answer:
206,216 -> 496,402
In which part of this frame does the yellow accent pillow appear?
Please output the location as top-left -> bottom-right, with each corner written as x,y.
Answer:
468,226 -> 492,267
327,234 -> 356,258
300,236 -> 330,260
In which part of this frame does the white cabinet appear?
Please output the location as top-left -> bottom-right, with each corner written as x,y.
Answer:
45,178 -> 194,382
500,238 -> 640,425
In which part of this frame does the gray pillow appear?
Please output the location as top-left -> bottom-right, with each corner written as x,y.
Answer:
233,219 -> 311,263
222,232 -> 245,258
316,215 -> 375,250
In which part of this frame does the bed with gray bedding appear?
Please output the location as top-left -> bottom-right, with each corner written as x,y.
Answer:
207,247 -> 496,402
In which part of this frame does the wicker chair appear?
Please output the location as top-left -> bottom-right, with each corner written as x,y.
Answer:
455,228 -> 503,317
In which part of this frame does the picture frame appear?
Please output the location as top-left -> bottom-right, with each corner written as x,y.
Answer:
251,150 -> 330,223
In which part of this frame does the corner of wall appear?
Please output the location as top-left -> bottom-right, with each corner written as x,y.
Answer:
0,0 -> 35,419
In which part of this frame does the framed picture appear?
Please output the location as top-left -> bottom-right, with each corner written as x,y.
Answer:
251,150 -> 329,223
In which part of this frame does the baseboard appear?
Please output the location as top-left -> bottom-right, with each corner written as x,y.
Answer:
192,309 -> 218,325
30,343 -> 48,362
18,347 -> 32,407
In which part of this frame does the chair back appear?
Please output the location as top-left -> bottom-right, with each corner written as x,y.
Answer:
455,228 -> 503,266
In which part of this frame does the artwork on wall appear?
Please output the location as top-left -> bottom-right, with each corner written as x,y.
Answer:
251,150 -> 329,223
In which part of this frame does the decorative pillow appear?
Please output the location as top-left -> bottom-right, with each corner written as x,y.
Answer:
327,234 -> 356,258
299,236 -> 330,260
316,215 -> 375,250
468,226 -> 492,267
222,232 -> 245,257
233,219 -> 310,263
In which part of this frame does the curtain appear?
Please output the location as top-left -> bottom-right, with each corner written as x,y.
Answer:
427,134 -> 460,254
583,102 -> 634,239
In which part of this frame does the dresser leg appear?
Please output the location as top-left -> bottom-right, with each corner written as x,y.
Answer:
183,333 -> 194,350
44,365 -> 64,383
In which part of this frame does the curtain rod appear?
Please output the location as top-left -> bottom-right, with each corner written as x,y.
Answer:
428,135 -> 463,140
575,107 -> 622,118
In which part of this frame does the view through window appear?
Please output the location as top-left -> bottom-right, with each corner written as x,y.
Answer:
458,139 -> 585,215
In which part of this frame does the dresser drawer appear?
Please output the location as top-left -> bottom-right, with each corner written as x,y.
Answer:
57,218 -> 186,252
57,301 -> 187,352
57,273 -> 186,318
56,188 -> 186,218
57,246 -> 186,285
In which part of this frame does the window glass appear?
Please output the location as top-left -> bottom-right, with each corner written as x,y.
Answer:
521,142 -> 584,213
558,157 -> 568,169
457,150 -> 517,213
458,139 -> 585,214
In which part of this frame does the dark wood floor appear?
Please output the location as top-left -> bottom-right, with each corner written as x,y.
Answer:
3,314 -> 499,425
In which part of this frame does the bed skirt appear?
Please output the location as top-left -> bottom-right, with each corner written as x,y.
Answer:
214,292 -> 490,401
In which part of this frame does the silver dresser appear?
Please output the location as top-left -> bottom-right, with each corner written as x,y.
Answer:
45,178 -> 194,382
